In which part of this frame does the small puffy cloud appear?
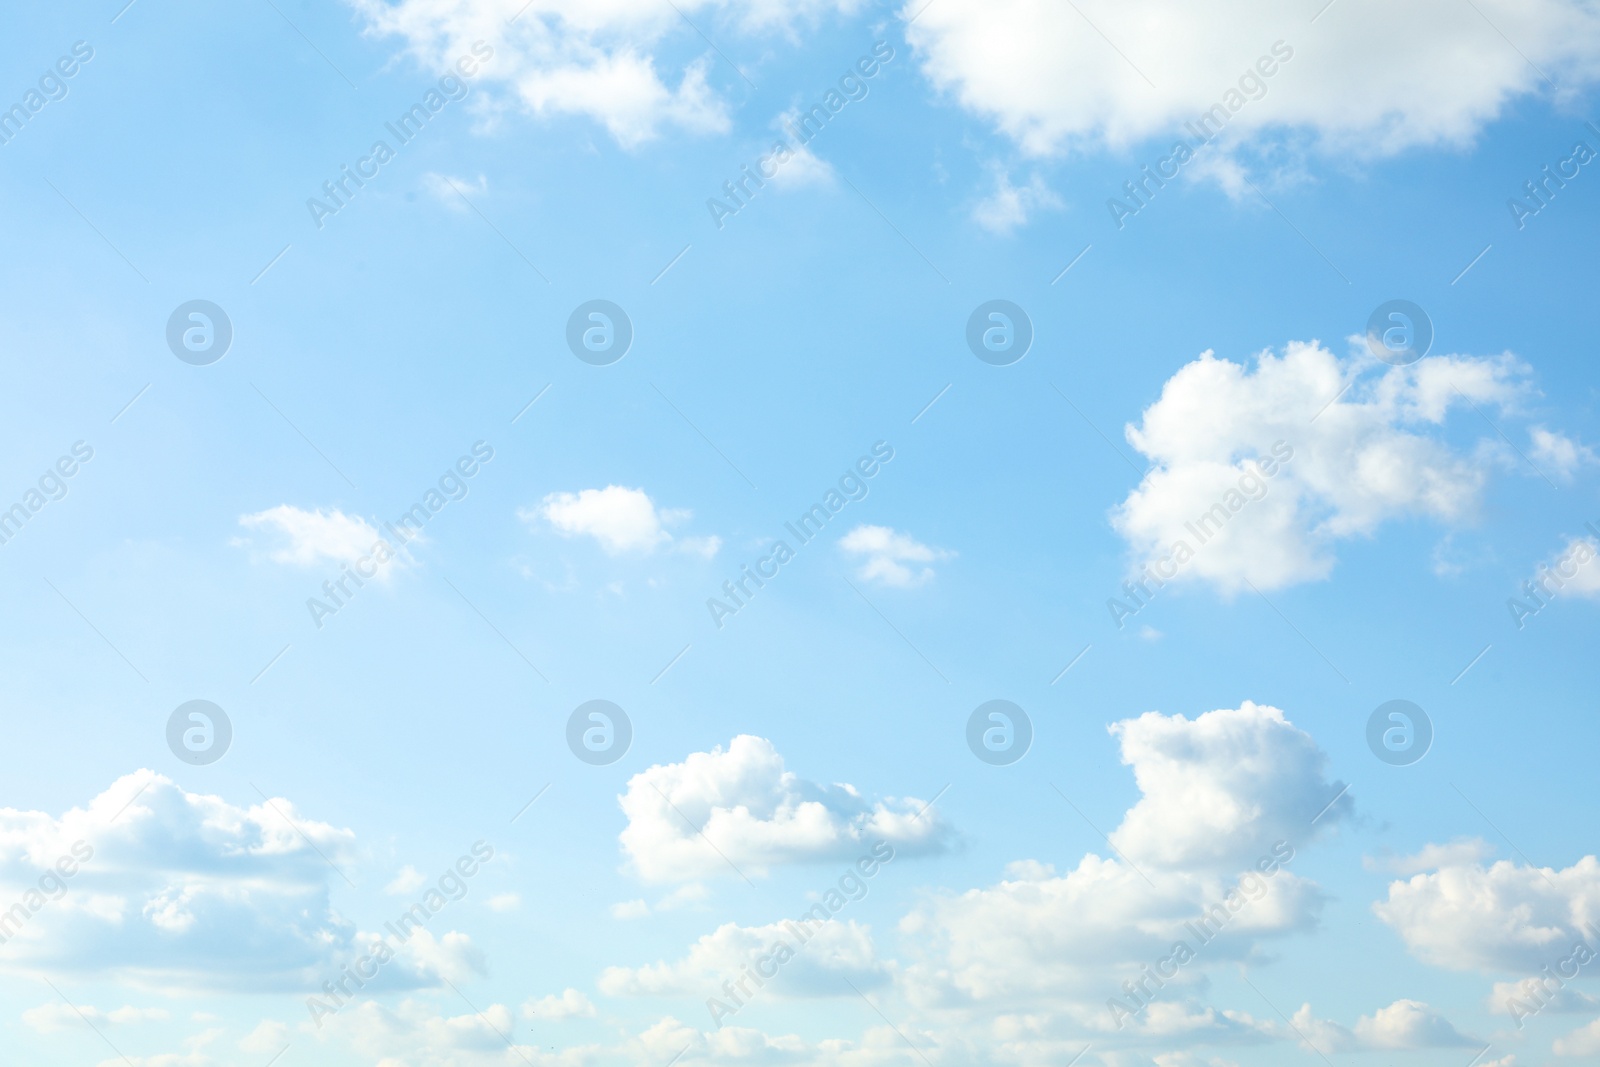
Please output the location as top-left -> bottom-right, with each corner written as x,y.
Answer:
1113,341 -> 1531,593
1529,426 -> 1596,480
522,988 -> 597,1020
1353,999 -> 1477,1048
1288,1000 -> 1475,1052
237,506 -> 403,577
903,0 -> 1600,177
1489,978 -> 1600,1016
598,918 -> 886,997
618,735 -> 950,883
768,114 -> 836,188
1526,537 -> 1600,601
1373,853 -> 1600,972
526,485 -> 707,555
485,892 -> 520,912
612,898 -> 651,920
839,525 -> 954,587
386,865 -> 428,894
421,171 -> 487,209
972,166 -> 1061,234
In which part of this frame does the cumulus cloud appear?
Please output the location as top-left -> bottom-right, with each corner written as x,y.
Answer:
897,702 -> 1345,1018
347,0 -> 861,148
1374,853 -> 1600,972
1556,1017 -> 1600,1056
1112,341 -> 1534,593
618,735 -> 950,883
599,918 -> 887,997
838,525 -> 954,587
1108,702 -> 1351,872
525,485 -> 710,555
0,771 -> 470,993
1287,1000 -> 1476,1052
237,505 -> 405,578
522,988 -> 596,1020
902,0 -> 1600,172
1529,426 -> 1597,480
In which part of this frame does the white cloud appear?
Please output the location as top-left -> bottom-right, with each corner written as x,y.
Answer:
1488,978 -> 1600,1016
1353,999 -> 1477,1048
1526,537 -> 1600,601
902,0 -> 1600,171
239,1019 -> 290,1053
971,165 -> 1062,233
838,525 -> 954,587
1373,853 -> 1600,972
1556,1017 -> 1600,1056
598,918 -> 886,997
611,898 -> 650,920
347,0 -> 862,148
522,988 -> 597,1020
421,171 -> 487,209
237,505 -> 405,578
22,1002 -> 169,1033
526,486 -> 708,555
485,892 -> 521,912
618,735 -> 950,883
1529,425 -> 1597,480
1112,341 -> 1531,593
1108,702 -> 1351,873
897,702 -> 1344,1017
0,771 -> 471,994
386,865 -> 428,894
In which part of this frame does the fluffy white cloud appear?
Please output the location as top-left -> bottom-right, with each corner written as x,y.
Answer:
838,525 -> 954,587
347,0 -> 861,147
1108,702 -> 1350,872
903,0 -> 1600,169
1556,1017 -> 1600,1056
526,485 -> 707,555
1287,1000 -> 1475,1052
237,505 -> 404,578
1112,341 -> 1533,593
1374,854 -> 1600,972
897,703 -> 1345,1020
598,917 -> 887,997
0,771 -> 474,994
1353,999 -> 1476,1048
1529,426 -> 1597,480
971,166 -> 1061,234
618,735 -> 950,883
522,988 -> 597,1020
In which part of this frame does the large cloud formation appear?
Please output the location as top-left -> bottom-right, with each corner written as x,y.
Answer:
0,772 -> 474,992
1112,341 -> 1534,594
898,703 -> 1350,1036
903,0 -> 1600,161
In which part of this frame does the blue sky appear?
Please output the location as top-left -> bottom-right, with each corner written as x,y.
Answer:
2,1 -> 1600,1065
